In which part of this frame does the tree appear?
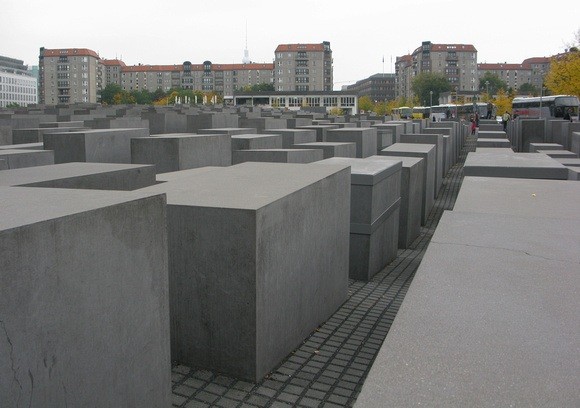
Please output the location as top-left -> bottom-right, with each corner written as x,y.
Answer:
6,102 -> 20,108
517,83 -> 538,96
411,72 -> 451,108
373,101 -> 388,116
358,95 -> 374,112
99,83 -> 123,105
544,50 -> 580,97
493,88 -> 512,116
113,91 -> 136,105
131,89 -> 153,105
478,72 -> 508,95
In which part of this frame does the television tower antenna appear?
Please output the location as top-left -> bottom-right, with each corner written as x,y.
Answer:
242,21 -> 251,64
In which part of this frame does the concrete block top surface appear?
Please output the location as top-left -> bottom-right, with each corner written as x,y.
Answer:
464,152 -> 567,169
454,176 -> 580,219
0,143 -> 44,150
156,166 -> 221,182
381,143 -> 436,153
367,155 -> 423,169
138,133 -> 224,139
475,147 -> 514,154
140,161 -> 349,210
0,149 -> 52,156
0,162 -> 155,186
355,210 -> 580,407
0,186 -> 163,231
316,157 -> 402,185
293,142 -> 355,147
55,128 -> 147,135
231,134 -> 281,140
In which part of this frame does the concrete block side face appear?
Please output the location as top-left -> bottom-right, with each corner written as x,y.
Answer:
43,133 -> 87,164
2,150 -> 55,169
181,134 -> 232,168
0,195 -> 171,407
168,206 -> 257,380
404,161 -> 424,246
131,138 -> 180,174
371,170 -> 401,224
255,168 -> 350,381
85,130 -> 146,164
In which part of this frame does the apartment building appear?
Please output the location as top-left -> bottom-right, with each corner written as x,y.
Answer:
39,48 -> 101,104
477,57 -> 550,93
346,73 -> 395,102
274,42 -> 333,92
111,60 -> 274,98
0,55 -> 38,107
395,41 -> 478,100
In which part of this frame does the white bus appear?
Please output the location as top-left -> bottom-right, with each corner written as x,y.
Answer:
512,95 -> 579,120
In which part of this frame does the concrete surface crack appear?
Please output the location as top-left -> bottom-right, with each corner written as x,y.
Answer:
1,319 -> 23,407
430,241 -> 580,265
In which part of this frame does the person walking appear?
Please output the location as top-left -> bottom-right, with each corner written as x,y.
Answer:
502,111 -> 511,132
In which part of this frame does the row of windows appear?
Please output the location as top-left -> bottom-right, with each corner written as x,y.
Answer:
0,84 -> 36,94
0,93 -> 37,103
0,76 -> 36,87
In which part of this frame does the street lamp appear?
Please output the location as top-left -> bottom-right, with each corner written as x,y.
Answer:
429,90 -> 433,119
539,72 -> 544,118
485,80 -> 489,97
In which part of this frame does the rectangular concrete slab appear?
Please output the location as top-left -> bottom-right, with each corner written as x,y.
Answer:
367,155 -> 424,249
231,134 -> 283,151
400,133 -> 444,196
463,152 -> 568,179
139,162 -> 351,381
0,187 -> 171,407
453,176 -> 580,219
0,149 -> 54,169
476,138 -> 512,148
43,128 -> 149,164
131,133 -> 231,173
0,162 -> 156,190
355,210 -> 580,408
266,129 -> 317,148
315,157 -> 401,281
379,143 -> 436,224
325,128 -> 378,158
292,142 -> 356,159
232,148 -> 323,164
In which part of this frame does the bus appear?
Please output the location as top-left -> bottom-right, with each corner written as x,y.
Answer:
511,95 -> 579,120
430,104 -> 458,121
393,106 -> 412,119
412,106 -> 430,119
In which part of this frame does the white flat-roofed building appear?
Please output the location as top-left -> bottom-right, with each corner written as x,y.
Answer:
0,55 -> 38,108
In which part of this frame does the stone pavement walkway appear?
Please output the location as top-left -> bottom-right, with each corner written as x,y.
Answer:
171,134 -> 477,408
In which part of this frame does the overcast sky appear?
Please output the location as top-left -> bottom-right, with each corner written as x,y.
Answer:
2,0 -> 578,89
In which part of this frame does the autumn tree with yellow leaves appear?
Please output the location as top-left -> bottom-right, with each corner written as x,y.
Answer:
544,50 -> 580,98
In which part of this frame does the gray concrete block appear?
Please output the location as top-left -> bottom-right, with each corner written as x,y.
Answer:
12,127 -> 84,144
518,119 -> 546,152
372,123 -> 404,144
156,166 -> 221,182
186,112 -> 238,133
231,134 -> 283,151
379,143 -> 435,224
476,138 -> 512,148
0,149 -> 55,169
355,210 -> 580,407
131,133 -> 231,173
199,127 -> 257,136
239,117 -> 286,132
0,187 -> 171,407
571,131 -> 580,156
423,127 -> 456,170
139,162 -> 350,381
0,142 -> 44,150
476,130 -> 507,139
296,125 -> 339,142
367,155 -> 424,249
43,128 -> 149,164
292,142 -> 356,159
265,128 -> 317,148
553,157 -> 580,167
325,128 -> 378,158
528,142 -> 564,152
478,122 -> 503,131
463,152 -> 568,180
39,121 -> 84,128
232,148 -> 323,164
541,150 -> 578,159
0,162 -> 156,190
400,133 -> 444,196
475,147 -> 514,154
315,157 -> 401,281
567,167 -> 580,180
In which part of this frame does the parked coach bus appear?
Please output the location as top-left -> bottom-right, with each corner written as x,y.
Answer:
412,106 -> 430,119
512,95 -> 579,120
393,106 -> 412,119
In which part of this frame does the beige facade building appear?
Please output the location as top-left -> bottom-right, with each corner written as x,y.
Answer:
477,57 -> 550,94
395,41 -> 478,100
274,42 -> 333,92
39,48 -> 101,104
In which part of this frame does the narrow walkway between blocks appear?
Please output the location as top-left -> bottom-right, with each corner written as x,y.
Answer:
171,134 -> 478,408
